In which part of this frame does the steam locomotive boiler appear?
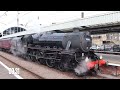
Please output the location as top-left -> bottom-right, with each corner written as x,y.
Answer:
27,30 -> 92,52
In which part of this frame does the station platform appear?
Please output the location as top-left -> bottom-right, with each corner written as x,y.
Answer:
0,62 -> 17,79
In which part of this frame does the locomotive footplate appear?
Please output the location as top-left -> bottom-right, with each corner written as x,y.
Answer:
59,50 -> 75,55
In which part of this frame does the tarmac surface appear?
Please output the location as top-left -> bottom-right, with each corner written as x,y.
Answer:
0,61 -> 17,79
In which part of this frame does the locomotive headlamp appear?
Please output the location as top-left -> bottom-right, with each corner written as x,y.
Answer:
100,55 -> 103,59
85,57 -> 90,62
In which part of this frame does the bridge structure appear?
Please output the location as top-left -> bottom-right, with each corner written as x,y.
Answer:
38,11 -> 120,35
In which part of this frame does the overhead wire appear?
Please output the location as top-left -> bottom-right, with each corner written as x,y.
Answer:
0,11 -> 8,18
0,11 -> 33,32
7,11 -> 33,25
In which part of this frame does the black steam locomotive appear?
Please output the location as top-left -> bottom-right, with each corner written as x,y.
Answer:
3,28 -> 106,76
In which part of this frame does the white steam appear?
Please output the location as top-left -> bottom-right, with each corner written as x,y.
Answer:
74,57 -> 91,76
10,37 -> 26,56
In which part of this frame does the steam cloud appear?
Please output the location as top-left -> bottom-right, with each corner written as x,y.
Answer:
10,37 -> 26,56
74,57 -> 91,76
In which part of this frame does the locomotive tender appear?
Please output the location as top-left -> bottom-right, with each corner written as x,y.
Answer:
0,27 -> 106,76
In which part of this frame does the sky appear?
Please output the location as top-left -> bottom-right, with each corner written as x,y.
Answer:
0,11 -> 117,32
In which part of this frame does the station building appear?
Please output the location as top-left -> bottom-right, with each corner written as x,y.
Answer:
92,33 -> 120,46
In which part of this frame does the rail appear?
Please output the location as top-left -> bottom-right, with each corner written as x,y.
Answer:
0,53 -> 44,79
0,51 -> 120,79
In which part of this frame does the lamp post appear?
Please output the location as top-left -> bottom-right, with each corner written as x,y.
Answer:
17,11 -> 20,26
81,12 -> 84,18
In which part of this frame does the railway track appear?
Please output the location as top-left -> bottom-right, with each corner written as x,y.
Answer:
0,51 -> 79,79
0,51 -> 119,79
0,53 -> 44,79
